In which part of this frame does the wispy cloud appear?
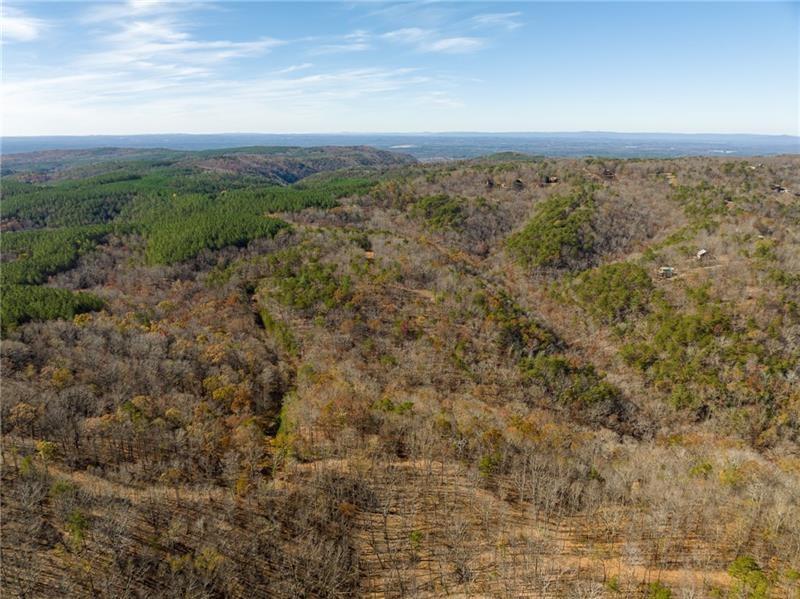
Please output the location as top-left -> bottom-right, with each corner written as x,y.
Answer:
4,64 -> 439,134
382,28 -> 430,44
80,0 -> 197,24
471,12 -> 523,31
2,1 -> 478,134
2,6 -> 47,42
382,28 -> 485,54
79,2 -> 283,78
425,37 -> 485,54
276,63 -> 314,74
311,30 -> 371,55
311,42 -> 370,55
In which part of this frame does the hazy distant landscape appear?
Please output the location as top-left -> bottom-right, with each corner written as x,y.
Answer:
4,132 -> 798,161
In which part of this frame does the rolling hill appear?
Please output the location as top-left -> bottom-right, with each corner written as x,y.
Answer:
1,148 -> 799,598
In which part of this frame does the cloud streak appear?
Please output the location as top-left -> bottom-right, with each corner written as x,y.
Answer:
425,37 -> 485,54
4,63 -> 443,134
2,6 -> 47,42
470,12 -> 523,31
276,63 -> 314,74
79,3 -> 283,80
311,30 -> 372,55
382,28 -> 485,54
310,41 -> 370,55
2,1 -> 503,134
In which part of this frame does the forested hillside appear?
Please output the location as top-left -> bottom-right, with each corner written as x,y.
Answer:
0,147 -> 409,332
1,148 -> 799,598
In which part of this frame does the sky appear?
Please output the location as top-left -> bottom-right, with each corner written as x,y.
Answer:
2,1 -> 798,136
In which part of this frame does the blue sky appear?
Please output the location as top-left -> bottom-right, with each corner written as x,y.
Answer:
2,1 -> 798,135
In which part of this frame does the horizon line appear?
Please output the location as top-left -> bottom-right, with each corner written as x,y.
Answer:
3,131 -> 799,139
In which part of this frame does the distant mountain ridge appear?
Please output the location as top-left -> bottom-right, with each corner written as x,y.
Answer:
2,132 -> 798,159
